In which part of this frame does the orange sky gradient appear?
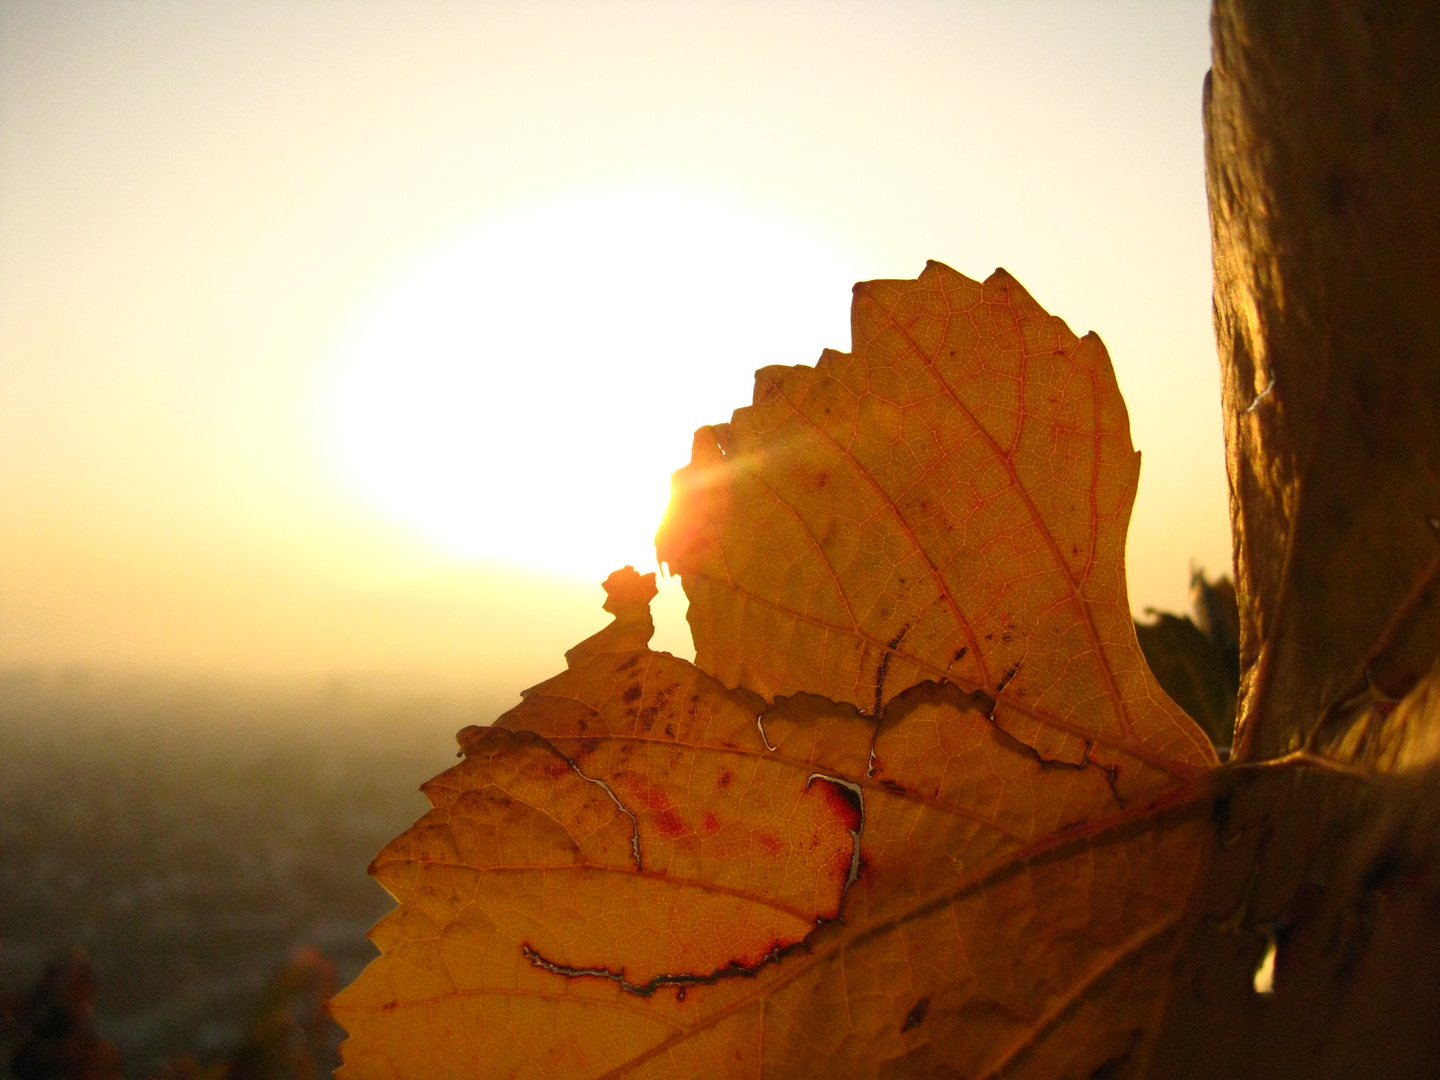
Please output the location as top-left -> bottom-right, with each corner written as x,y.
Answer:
0,1 -> 1229,697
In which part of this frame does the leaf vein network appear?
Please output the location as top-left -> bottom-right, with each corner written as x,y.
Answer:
855,280 -> 1136,746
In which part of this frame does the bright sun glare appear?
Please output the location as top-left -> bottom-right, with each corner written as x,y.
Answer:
319,182 -> 866,580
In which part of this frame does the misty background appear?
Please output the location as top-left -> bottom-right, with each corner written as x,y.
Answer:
0,1 -> 1227,1073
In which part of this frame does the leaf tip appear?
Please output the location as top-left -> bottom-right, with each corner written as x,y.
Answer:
602,565 -> 658,617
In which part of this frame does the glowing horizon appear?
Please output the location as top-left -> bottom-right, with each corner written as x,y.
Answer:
0,1 -> 1228,690
318,181 -> 867,581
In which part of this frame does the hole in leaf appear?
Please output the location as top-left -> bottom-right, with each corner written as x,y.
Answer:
1253,932 -> 1277,995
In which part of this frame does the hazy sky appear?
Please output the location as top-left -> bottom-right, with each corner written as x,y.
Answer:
0,0 -> 1229,693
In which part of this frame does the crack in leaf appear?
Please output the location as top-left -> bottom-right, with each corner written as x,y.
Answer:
521,941 -> 799,1001
685,570 -> 1205,780
755,712 -> 778,752
567,757 -> 643,870
538,726 -> 1030,843
583,785 -> 1212,1080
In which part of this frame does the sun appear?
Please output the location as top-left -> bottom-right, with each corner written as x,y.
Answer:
317,180 -> 865,581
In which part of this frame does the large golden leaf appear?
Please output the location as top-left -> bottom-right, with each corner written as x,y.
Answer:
658,262 -> 1215,777
331,265 -> 1218,1079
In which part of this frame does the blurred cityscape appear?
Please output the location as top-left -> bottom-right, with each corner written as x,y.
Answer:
0,668 -> 509,1078
0,576 -> 1237,1077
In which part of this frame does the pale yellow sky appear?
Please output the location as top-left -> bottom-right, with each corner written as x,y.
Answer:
0,0 -> 1228,694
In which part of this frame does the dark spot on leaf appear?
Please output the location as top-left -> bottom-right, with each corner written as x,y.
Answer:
996,662 -> 1022,693
718,769 -> 733,788
1087,1029 -> 1142,1078
901,996 -> 930,1032
622,685 -> 643,704
873,623 -> 912,716
654,810 -> 686,838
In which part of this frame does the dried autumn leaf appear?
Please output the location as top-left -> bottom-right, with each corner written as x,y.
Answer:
331,264 -> 1220,1079
657,262 -> 1216,780
1206,0 -> 1440,765
1141,6 -> 1440,1074
1134,600 -> 1238,751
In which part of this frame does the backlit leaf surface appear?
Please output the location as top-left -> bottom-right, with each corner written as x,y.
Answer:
331,264 -> 1218,1079
657,262 -> 1215,777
